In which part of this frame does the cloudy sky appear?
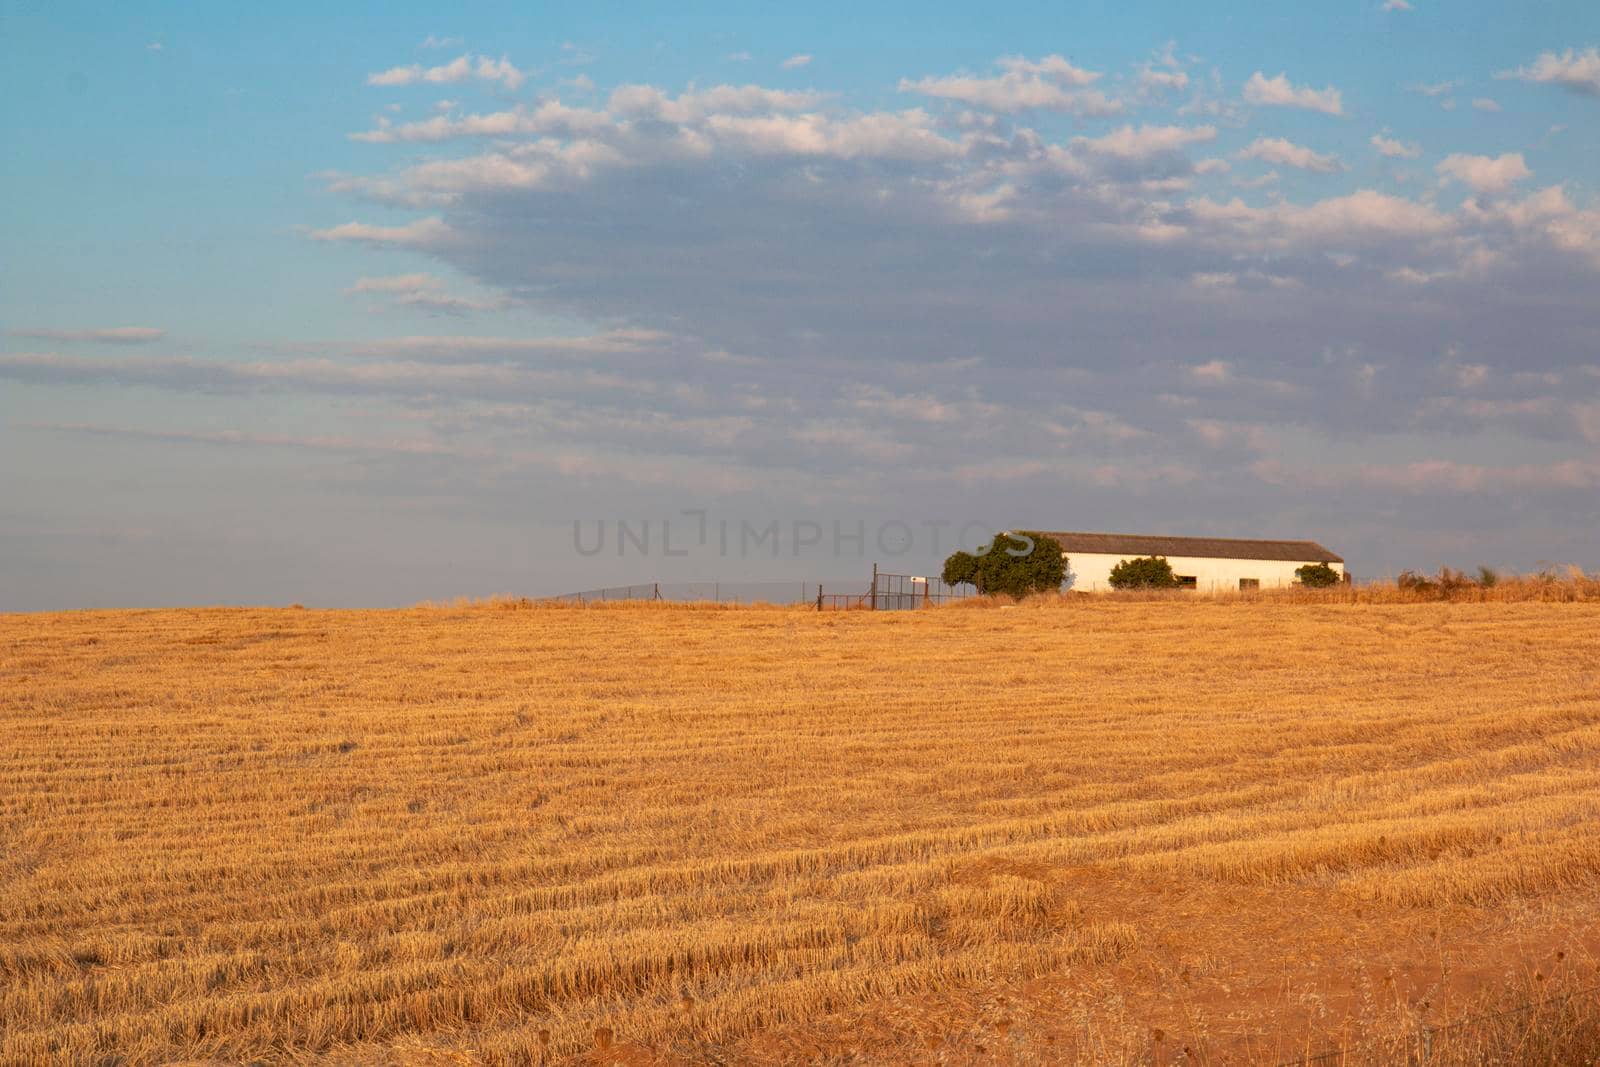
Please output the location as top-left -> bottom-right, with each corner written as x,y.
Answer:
4,3 -> 1600,608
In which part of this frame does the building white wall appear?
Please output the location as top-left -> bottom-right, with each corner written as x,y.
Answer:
1066,552 -> 1344,592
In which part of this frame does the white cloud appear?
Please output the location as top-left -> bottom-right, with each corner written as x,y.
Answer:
1187,418 -> 1270,452
1139,68 -> 1189,92
1233,169 -> 1279,190
705,109 -> 960,162
345,273 -> 442,294
1136,40 -> 1189,94
1287,458 -> 1600,494
1406,80 -> 1462,110
1408,80 -> 1460,98
780,54 -> 812,70
6,326 -> 166,344
420,35 -> 462,50
899,54 -> 1118,115
1243,71 -> 1344,115
793,419 -> 913,461
843,383 -> 997,424
367,56 -> 460,87
1370,133 -> 1421,159
999,54 -> 1100,84
1436,152 -> 1532,194
726,51 -> 752,63
607,83 -> 824,124
1501,47 -> 1600,97
366,54 -> 526,91
1288,191 -> 1453,237
350,329 -> 669,360
303,65 -> 1600,527
309,218 -> 453,246
1072,123 -> 1216,160
1472,97 -> 1502,112
351,101 -> 612,143
472,56 -> 525,90
344,274 -> 506,315
1463,184 -> 1600,267
1188,359 -> 1233,382
1238,136 -> 1343,173
1190,189 -> 1453,242
1381,0 -> 1412,10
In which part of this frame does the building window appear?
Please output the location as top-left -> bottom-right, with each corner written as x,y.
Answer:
1176,575 -> 1197,589
1239,578 -> 1260,591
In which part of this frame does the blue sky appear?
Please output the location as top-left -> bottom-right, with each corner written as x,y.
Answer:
3,2 -> 1599,607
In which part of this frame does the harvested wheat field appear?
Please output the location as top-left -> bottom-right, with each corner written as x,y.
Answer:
3,600 -> 1600,1065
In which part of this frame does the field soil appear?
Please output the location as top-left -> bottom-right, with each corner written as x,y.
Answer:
2,601 -> 1599,1064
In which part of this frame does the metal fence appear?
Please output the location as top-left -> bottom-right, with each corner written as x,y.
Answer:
545,580 -> 833,606
546,566 -> 975,610
817,565 -> 973,611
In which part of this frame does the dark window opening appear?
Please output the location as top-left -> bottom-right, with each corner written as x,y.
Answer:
1239,578 -> 1260,591
1176,575 -> 1198,589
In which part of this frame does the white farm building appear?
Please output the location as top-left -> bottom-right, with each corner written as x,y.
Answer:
1036,531 -> 1346,592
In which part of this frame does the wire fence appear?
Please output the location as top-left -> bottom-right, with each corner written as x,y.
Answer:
543,580 -> 836,606
817,566 -> 973,610
545,566 -> 976,610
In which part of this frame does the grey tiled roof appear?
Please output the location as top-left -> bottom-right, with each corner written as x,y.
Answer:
1029,531 -> 1343,563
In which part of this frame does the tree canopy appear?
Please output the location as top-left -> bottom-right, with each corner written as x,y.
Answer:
941,532 -> 1066,598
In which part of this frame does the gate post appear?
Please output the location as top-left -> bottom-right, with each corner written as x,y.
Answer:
870,563 -> 878,610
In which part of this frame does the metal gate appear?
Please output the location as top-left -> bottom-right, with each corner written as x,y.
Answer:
816,564 -> 973,610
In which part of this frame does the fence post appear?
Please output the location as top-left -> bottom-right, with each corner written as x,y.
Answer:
816,584 -> 822,611
653,582 -> 661,601
871,563 -> 878,611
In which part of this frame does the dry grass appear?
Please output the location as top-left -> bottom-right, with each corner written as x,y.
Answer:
3,600 -> 1599,1064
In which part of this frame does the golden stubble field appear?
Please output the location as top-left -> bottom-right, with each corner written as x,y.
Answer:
2,600 -> 1599,1064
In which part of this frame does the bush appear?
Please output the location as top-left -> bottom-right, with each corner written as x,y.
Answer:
1296,563 -> 1342,588
1108,556 -> 1177,590
1396,569 -> 1437,596
1436,567 -> 1477,597
942,532 -> 1066,598
1395,566 -> 1495,601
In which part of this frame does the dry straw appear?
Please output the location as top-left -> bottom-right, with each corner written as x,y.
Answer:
2,596 -> 1598,1061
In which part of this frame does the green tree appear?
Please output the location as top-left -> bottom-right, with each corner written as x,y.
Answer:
941,550 -> 979,588
941,532 -> 1066,598
1295,562 -> 1341,588
1108,556 -> 1177,590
